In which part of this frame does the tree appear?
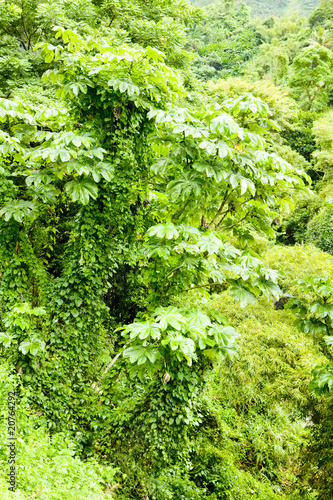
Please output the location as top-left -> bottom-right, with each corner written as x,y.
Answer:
309,0 -> 333,29
0,15 -> 309,458
312,110 -> 333,177
186,0 -> 261,80
245,12 -> 310,85
287,275 -> 333,499
0,0 -> 202,96
289,44 -> 333,110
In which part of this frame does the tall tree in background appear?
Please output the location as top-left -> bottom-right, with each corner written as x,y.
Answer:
186,0 -> 261,80
289,43 -> 333,110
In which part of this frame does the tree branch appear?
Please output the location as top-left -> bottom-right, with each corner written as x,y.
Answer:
172,199 -> 190,222
216,200 -> 252,229
27,26 -> 40,49
218,210 -> 251,231
92,351 -> 123,393
0,23 -> 14,38
181,282 -> 226,293
159,264 -> 184,301
108,13 -> 117,27
208,190 -> 234,230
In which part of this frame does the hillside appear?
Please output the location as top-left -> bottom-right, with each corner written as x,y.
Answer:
193,0 -> 320,18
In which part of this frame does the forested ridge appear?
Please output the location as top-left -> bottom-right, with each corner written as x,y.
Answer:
1,0 -> 333,499
193,0 -> 320,18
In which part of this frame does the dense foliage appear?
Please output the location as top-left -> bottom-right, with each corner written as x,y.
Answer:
186,1 -> 261,81
1,0 -> 333,499
193,0 -> 320,18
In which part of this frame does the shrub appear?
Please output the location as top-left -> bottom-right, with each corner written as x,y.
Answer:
277,196 -> 325,246
0,363 -> 118,500
300,395 -> 333,500
182,286 -> 326,496
149,471 -> 210,500
306,205 -> 333,255
281,110 -> 318,164
263,244 -> 333,291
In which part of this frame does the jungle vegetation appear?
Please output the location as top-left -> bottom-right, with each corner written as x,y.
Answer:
1,0 -> 333,499
193,0 -> 320,18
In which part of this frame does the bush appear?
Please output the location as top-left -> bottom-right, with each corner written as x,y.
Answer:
306,205 -> 333,255
263,244 -> 333,291
0,363 -> 118,500
281,110 -> 318,164
300,395 -> 333,500
149,460 -> 283,500
149,471 -> 210,500
277,196 -> 325,246
182,285 -> 325,497
206,291 -> 325,412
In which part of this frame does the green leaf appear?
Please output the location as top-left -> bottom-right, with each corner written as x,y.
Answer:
0,332 -> 16,348
309,302 -> 333,319
210,113 -> 242,138
19,338 -> 45,356
296,319 -> 326,336
145,349 -> 160,364
123,346 -> 147,364
153,307 -> 186,331
64,179 -> 98,204
147,223 -> 179,240
0,200 -> 36,222
91,162 -> 114,182
310,364 -> 333,395
26,170 -> 54,187
167,172 -> 202,201
60,150 -> 71,162
197,234 -> 222,254
31,307 -> 47,316
237,252 -> 262,270
185,310 -> 211,329
122,322 -> 161,340
229,281 -> 256,308
123,345 -> 160,366
261,279 -> 281,300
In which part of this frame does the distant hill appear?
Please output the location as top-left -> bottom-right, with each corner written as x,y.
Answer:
193,0 -> 320,18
